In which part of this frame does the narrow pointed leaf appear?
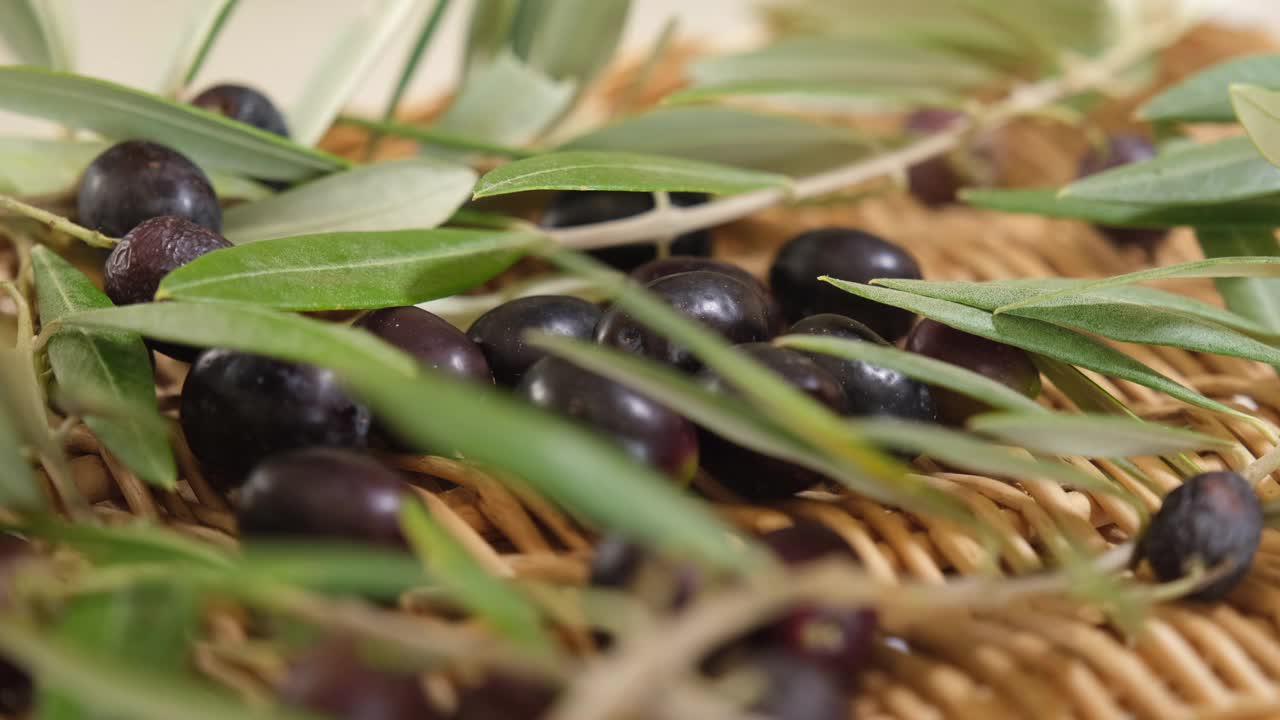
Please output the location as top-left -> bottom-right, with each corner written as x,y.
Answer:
1062,136 -> 1280,205
1141,54 -> 1280,123
436,51 -> 575,145
221,159 -> 478,243
0,0 -> 73,69
31,247 -> 175,488
58,302 -> 748,570
13,518 -> 233,568
157,0 -> 240,95
338,116 -> 537,158
1196,228 -> 1280,334
235,543 -> 433,598
825,278 -> 1249,421
159,228 -> 535,311
968,413 -> 1232,457
0,401 -> 40,511
380,0 -> 455,121
774,334 -> 1047,414
961,187 -> 1280,228
288,0 -> 415,146
461,0 -> 521,74
1233,84 -> 1280,170
0,66 -> 348,181
511,0 -> 630,87
473,150 -> 789,198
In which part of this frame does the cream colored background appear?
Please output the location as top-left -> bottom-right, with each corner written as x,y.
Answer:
1,0 -> 1279,134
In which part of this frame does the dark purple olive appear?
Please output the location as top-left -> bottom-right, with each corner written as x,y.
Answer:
105,216 -> 231,305
758,521 -> 854,567
239,449 -> 406,546
356,307 -> 492,384
1134,471 -> 1262,602
1077,134 -> 1166,250
588,535 -> 647,588
747,651 -> 846,720
281,639 -> 436,720
904,108 -> 966,206
540,191 -> 712,271
192,84 -> 290,137
771,606 -> 878,685
518,357 -> 699,481
78,140 -> 222,237
769,227 -> 922,341
698,345 -> 847,501
596,271 -> 773,373
790,314 -> 936,423
904,319 -> 1040,425
467,296 -> 602,387
455,672 -> 558,720
630,257 -> 785,333
181,350 -> 371,485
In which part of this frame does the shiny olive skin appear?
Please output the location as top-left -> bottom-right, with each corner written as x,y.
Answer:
280,639 -> 436,720
1135,471 -> 1262,603
1078,134 -> 1166,250
769,227 -> 922,340
630,257 -> 785,333
540,191 -> 712,270
467,295 -> 602,386
78,140 -> 222,237
192,84 -> 290,137
181,350 -> 371,484
588,535 -> 647,588
239,449 -> 406,547
790,314 -> 936,423
698,345 -> 848,501
455,673 -> 558,720
596,271 -> 774,373
519,357 -> 699,481
905,319 -> 1040,425
356,307 -> 492,384
748,652 -> 845,720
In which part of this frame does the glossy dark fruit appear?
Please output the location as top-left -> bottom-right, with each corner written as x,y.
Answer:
467,295 -> 602,386
630,256 -> 785,333
540,191 -> 712,271
1078,134 -> 1166,250
904,108 -> 966,206
0,655 -> 29,717
455,672 -> 558,720
518,357 -> 699,480
905,319 -> 1040,425
1134,471 -> 1262,603
181,349 -> 371,484
698,345 -> 848,501
78,140 -> 222,237
769,227 -> 923,340
105,216 -> 232,305
596,271 -> 773,372
239,449 -> 406,546
791,314 -> 937,423
772,606 -> 878,684
281,639 -> 436,720
356,307 -> 492,384
588,535 -> 647,588
192,83 -> 290,137
759,521 -> 854,567
747,651 -> 846,720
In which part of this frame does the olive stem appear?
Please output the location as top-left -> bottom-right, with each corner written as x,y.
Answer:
546,13 -> 1193,253
0,195 -> 118,249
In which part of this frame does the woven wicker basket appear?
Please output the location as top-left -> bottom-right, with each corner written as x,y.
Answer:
24,21 -> 1280,720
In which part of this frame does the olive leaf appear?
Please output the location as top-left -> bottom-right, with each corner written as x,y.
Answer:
664,82 -> 956,111
461,0 -> 522,74
0,66 -> 348,182
233,543 -> 433,599
1140,54 -> 1280,123
0,348 -> 61,510
288,0 -> 416,147
400,502 -> 551,652
379,0 -> 454,122
472,151 -> 790,198
1062,137 -> 1280,205
158,228 -> 536,311
773,334 -> 1047,414
1196,228 -> 1280,335
221,159 -> 478,243
435,50 -> 576,146
510,0 -> 631,88
31,247 -> 176,488
12,517 -> 233,568
156,0 -> 240,96
0,0 -> 74,70
967,413 -> 1232,457
0,399 -> 41,511
337,116 -> 538,158
824,278 -> 1251,422
961,187 -> 1280,228
1232,83 -> 1280,170
562,106 -> 877,175
56,302 -> 750,571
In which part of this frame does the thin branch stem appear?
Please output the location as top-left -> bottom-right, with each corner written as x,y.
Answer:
0,196 -> 117,249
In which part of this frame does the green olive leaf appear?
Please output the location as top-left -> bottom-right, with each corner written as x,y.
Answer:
435,50 -> 576,146
1232,83 -> 1280,172
158,228 -> 537,311
0,397 -> 41,512
967,413 -> 1233,457
510,0 -> 630,88
1141,54 -> 1280,123
1195,228 -> 1280,336
961,187 -> 1280,228
157,0 -> 241,96
1062,137 -> 1280,205
0,0 -> 74,69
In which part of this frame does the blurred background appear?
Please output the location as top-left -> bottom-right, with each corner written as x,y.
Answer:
1,0 -> 1279,133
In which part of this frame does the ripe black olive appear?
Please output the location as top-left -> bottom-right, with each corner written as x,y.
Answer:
192,84 -> 290,137
105,216 -> 232,306
790,314 -> 936,424
758,520 -> 854,567
540,191 -> 712,271
904,319 -> 1040,425
181,350 -> 371,485
281,639 -> 436,720
747,651 -> 846,720
904,108 -> 966,206
697,345 -> 848,501
596,271 -> 774,373
770,605 -> 878,686
356,307 -> 492,384
239,448 -> 406,547
455,672 -> 558,720
466,295 -> 602,387
1134,471 -> 1263,602
518,357 -> 699,481
588,535 -> 647,588
630,256 -> 785,333
78,140 -> 222,237
769,227 -> 922,341
1077,134 -> 1166,250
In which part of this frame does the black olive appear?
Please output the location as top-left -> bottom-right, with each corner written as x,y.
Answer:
630,257 -> 785,333
466,296 -> 602,387
356,307 -> 492,384
78,140 -> 222,237
904,319 -> 1040,425
280,639 -> 436,720
105,216 -> 231,306
540,191 -> 712,271
192,84 -> 290,138
1077,134 -> 1166,250
1134,471 -> 1263,602
904,108 -> 967,206
455,672 -> 558,720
